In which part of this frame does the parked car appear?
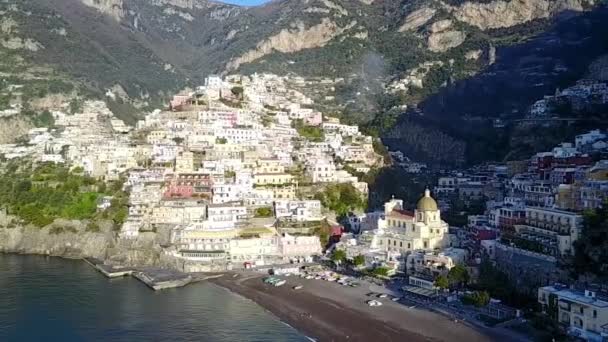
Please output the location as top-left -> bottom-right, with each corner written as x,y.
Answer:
367,300 -> 383,307
293,285 -> 303,290
377,293 -> 388,299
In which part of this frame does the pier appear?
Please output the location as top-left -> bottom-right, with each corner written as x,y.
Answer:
83,258 -> 193,291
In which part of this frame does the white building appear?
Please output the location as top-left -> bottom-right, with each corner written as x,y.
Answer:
307,158 -> 336,183
576,130 -> 606,149
274,200 -> 323,222
539,286 -> 608,342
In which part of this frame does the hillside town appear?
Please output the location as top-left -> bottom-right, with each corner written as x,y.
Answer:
0,73 -> 382,272
2,73 -> 608,341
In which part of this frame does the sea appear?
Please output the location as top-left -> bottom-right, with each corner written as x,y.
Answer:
0,254 -> 309,342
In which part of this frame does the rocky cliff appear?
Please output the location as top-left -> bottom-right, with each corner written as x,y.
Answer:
0,216 -> 168,267
450,0 -> 593,30
0,223 -> 114,260
0,117 -> 33,144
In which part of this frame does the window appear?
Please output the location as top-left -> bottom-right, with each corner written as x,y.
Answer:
400,242 -> 403,247
593,310 -> 597,318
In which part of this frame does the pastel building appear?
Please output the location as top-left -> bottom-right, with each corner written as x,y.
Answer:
376,190 -> 450,254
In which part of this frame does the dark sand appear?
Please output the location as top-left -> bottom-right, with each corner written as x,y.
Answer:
209,273 -> 508,342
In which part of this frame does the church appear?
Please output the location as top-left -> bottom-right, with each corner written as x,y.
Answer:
376,189 -> 449,254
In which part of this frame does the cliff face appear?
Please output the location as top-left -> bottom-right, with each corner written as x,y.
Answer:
80,0 -> 125,21
226,18 -> 356,71
0,218 -> 167,267
0,225 -> 114,260
450,0 -> 593,30
0,116 -> 33,144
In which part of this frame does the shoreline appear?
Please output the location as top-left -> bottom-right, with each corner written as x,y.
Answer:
1,253 -> 525,341
208,273 -> 428,342
208,272 -> 502,342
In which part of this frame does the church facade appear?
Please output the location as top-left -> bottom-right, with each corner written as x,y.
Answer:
376,190 -> 449,254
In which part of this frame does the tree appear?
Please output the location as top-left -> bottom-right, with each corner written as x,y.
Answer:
434,275 -> 449,290
353,254 -> 365,267
172,137 -> 184,145
462,291 -> 490,307
331,249 -> 347,264
254,207 -> 273,218
571,205 -> 608,281
372,267 -> 390,278
448,264 -> 469,288
315,183 -> 366,216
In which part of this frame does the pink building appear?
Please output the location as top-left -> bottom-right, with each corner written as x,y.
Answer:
305,111 -> 323,126
163,173 -> 213,199
170,94 -> 192,111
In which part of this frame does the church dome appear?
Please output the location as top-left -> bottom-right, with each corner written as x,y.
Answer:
417,189 -> 438,211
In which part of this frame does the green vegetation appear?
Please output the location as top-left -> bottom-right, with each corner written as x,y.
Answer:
0,162 -> 128,228
293,119 -> 324,142
461,291 -> 490,308
31,110 -> 55,128
447,264 -> 470,288
570,205 -> 608,281
331,249 -> 347,264
254,207 -> 273,218
372,267 -> 390,278
216,137 -> 227,144
353,254 -> 365,267
472,259 -> 537,309
314,183 -> 366,216
434,275 -> 449,290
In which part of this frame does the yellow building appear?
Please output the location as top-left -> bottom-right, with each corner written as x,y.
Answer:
253,173 -> 294,186
377,190 -> 450,254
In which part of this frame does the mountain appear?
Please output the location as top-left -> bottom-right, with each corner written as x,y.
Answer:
0,0 -> 605,154
383,5 -> 608,166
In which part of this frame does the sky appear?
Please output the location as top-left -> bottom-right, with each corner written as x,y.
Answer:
217,0 -> 271,6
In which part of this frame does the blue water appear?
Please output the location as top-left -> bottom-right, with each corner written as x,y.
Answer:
0,254 -> 308,342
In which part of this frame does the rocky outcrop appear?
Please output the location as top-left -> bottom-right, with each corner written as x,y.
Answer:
80,0 -> 125,21
0,223 -> 114,260
399,7 -> 436,32
427,18 -> 464,53
450,0 -> 593,30
0,116 -> 33,144
226,18 -> 353,71
430,19 -> 453,33
465,49 -> 483,60
0,218 -> 166,266
428,30 -> 466,52
1,37 -> 44,51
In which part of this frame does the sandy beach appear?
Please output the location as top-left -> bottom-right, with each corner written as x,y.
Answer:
209,272 -> 508,342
